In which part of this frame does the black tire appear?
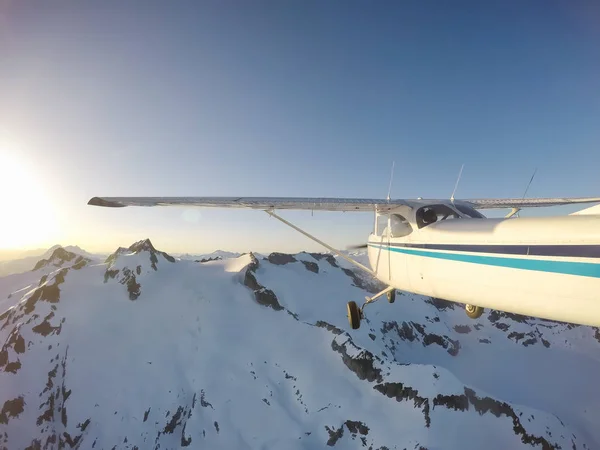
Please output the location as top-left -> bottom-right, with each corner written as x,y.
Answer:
387,290 -> 396,304
347,301 -> 361,330
465,304 -> 484,319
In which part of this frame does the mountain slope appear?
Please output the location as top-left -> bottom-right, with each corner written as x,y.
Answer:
0,240 -> 598,449
0,247 -> 95,314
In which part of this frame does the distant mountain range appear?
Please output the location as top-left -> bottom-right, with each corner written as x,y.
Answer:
0,248 -> 48,262
176,250 -> 242,261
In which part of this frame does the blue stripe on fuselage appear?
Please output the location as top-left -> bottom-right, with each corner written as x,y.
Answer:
382,242 -> 600,258
367,243 -> 600,278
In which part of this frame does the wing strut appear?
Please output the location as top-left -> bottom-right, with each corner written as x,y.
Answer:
505,207 -> 520,219
265,210 -> 376,277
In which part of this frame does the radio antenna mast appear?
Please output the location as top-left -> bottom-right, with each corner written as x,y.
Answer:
522,167 -> 538,199
386,161 -> 395,202
450,164 -> 465,203
516,168 -> 538,218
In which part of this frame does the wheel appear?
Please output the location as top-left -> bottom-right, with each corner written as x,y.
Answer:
465,304 -> 484,319
347,301 -> 362,330
387,290 -> 396,304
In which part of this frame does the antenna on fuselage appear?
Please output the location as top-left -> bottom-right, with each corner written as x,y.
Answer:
522,167 -> 538,199
450,163 -> 465,203
386,161 -> 395,202
516,167 -> 538,218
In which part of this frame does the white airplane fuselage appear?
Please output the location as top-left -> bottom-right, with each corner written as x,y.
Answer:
368,212 -> 600,326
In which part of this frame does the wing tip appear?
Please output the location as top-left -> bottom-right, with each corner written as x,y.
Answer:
88,197 -> 126,208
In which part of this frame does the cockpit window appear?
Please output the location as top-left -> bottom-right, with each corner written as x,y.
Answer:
416,204 -> 461,228
454,204 -> 486,218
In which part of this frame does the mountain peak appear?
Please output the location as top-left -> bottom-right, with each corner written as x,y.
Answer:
46,244 -> 62,254
49,247 -> 76,261
128,238 -> 157,254
105,239 -> 175,276
33,247 -> 75,271
32,247 -> 91,271
43,244 -> 97,261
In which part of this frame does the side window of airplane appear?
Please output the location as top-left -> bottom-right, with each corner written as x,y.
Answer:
389,214 -> 413,238
416,205 -> 461,228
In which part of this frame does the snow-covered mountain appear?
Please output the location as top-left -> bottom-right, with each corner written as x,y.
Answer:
0,245 -> 101,277
0,239 -> 598,449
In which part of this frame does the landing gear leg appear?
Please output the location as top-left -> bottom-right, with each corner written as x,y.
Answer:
346,286 -> 395,330
465,304 -> 484,319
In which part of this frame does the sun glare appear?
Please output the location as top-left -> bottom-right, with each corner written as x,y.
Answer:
0,140 -> 59,249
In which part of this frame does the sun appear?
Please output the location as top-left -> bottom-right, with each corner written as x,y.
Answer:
0,141 -> 59,249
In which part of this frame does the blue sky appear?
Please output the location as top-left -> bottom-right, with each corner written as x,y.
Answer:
0,1 -> 599,253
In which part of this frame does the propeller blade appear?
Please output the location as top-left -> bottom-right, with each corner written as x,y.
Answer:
346,244 -> 368,250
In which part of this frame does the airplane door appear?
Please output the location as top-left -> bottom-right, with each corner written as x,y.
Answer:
387,214 -> 410,290
407,233 -> 427,294
407,225 -> 439,297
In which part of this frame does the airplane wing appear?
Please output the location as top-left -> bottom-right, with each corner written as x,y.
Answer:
87,196 -> 410,212
463,197 -> 600,209
88,196 -> 600,212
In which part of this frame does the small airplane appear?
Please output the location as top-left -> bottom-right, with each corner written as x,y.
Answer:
88,195 -> 600,329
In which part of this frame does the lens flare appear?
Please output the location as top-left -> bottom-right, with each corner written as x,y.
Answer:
0,139 -> 59,248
